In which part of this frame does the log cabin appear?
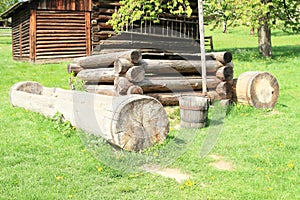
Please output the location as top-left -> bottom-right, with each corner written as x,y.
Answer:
1,0 -> 213,63
0,0 -> 91,63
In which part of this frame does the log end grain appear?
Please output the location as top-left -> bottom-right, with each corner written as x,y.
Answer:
236,71 -> 279,109
111,95 -> 169,151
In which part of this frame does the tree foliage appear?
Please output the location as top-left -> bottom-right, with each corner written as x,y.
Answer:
0,0 -> 19,16
205,0 -> 300,33
108,0 -> 192,31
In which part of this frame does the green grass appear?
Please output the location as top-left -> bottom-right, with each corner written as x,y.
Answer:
1,26 -> 300,199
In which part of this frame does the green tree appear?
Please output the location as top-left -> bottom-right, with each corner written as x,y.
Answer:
107,0 -> 192,31
205,0 -> 300,57
0,0 -> 19,16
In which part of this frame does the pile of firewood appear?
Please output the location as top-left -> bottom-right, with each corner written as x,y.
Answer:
67,49 -> 234,105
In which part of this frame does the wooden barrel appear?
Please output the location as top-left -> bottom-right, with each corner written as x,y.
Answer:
236,71 -> 279,109
179,96 -> 209,128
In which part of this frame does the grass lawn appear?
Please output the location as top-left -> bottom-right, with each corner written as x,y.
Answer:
1,27 -> 300,199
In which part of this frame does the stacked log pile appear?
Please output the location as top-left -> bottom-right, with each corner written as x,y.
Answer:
67,49 -> 234,105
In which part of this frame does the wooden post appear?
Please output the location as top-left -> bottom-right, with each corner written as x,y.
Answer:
198,0 -> 207,95
29,8 -> 36,62
85,11 -> 91,56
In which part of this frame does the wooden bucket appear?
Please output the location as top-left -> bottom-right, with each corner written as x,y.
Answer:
236,71 -> 279,109
179,96 -> 209,128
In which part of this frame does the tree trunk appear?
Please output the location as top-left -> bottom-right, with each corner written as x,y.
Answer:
258,0 -> 272,57
258,22 -> 272,57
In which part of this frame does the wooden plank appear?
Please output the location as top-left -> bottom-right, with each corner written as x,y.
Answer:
36,47 -> 86,53
36,40 -> 86,45
36,26 -> 86,30
36,30 -> 85,34
36,33 -> 85,37
36,43 -> 86,48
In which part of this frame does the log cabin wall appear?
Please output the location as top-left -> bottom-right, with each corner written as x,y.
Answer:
90,0 -> 212,54
33,0 -> 91,62
11,5 -> 31,61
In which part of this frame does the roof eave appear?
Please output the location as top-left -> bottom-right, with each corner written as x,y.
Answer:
0,1 -> 30,19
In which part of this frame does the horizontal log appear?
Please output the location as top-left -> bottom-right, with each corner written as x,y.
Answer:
146,92 -> 200,106
84,84 -> 117,96
67,63 -> 84,75
10,81 -> 169,151
78,49 -> 142,69
136,78 -> 221,93
77,68 -> 115,83
142,59 -> 224,74
207,51 -> 232,64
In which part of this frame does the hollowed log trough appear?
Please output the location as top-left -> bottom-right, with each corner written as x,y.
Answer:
10,81 -> 169,151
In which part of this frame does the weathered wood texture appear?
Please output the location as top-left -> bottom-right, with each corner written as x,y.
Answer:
77,68 -> 115,83
10,81 -> 169,151
6,0 -> 91,63
179,96 -> 209,128
236,71 -> 279,108
35,11 -> 90,62
77,49 -> 142,68
12,4 -> 30,61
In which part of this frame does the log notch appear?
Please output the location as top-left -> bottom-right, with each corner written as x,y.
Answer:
10,81 -> 169,151
216,66 -> 234,81
125,66 -> 145,83
114,77 -> 134,95
236,71 -> 279,108
216,82 -> 233,99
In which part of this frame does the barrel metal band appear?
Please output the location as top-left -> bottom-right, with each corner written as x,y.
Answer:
180,105 -> 207,111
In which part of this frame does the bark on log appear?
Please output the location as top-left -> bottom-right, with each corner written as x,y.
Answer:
114,77 -> 133,95
142,59 -> 224,75
77,68 -> 115,83
216,66 -> 234,81
125,66 -> 145,83
10,81 -> 169,151
77,50 -> 142,69
136,78 -> 221,93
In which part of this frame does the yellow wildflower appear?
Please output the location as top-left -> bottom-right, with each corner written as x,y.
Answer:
55,176 -> 64,180
185,180 -> 194,187
97,167 -> 103,172
180,185 -> 185,190
267,187 -> 273,191
256,167 -> 264,171
68,195 -> 73,199
288,160 -> 294,169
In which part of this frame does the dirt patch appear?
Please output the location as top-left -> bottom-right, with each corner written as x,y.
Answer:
209,154 -> 235,171
142,164 -> 191,183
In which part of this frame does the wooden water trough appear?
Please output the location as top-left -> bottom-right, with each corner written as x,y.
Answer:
10,81 -> 169,151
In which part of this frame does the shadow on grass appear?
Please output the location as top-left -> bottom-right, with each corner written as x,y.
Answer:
216,45 -> 300,62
